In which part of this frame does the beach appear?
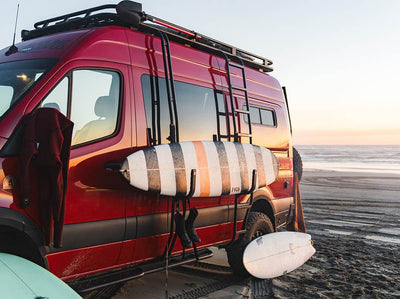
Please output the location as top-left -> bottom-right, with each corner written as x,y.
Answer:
270,169 -> 400,298
105,164 -> 400,298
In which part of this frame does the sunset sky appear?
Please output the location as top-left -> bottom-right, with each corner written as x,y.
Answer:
1,0 -> 399,145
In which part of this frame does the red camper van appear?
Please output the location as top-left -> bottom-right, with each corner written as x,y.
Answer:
0,1 -> 302,292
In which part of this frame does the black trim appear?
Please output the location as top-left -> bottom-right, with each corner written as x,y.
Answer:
227,204 -> 248,223
49,218 -> 126,253
136,205 -> 230,239
0,207 -> 47,266
125,216 -> 137,241
0,207 -> 43,246
135,212 -> 169,239
48,204 -> 231,253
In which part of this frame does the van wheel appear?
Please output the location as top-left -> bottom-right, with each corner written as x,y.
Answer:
226,212 -> 274,276
293,147 -> 303,181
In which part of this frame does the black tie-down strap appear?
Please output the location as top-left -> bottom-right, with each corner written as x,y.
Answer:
164,169 -> 200,260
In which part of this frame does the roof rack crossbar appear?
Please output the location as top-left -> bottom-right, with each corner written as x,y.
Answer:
139,12 -> 273,70
34,4 -> 117,29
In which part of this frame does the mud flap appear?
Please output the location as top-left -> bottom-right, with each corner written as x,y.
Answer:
286,173 -> 306,233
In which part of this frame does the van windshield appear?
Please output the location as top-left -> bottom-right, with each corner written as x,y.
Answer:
0,59 -> 57,118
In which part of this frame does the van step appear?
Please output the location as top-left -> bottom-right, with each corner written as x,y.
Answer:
69,267 -> 144,293
69,248 -> 213,293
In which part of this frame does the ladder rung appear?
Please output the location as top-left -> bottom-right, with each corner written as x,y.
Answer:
237,229 -> 247,235
237,133 -> 252,137
228,61 -> 244,69
231,85 -> 247,92
234,108 -> 250,115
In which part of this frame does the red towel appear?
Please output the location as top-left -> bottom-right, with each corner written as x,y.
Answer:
19,108 -> 73,248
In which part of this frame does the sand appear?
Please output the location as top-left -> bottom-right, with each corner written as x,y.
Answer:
105,169 -> 400,298
269,169 -> 400,298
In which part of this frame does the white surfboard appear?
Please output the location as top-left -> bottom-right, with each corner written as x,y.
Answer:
0,253 -> 81,298
243,232 -> 315,279
120,141 -> 279,197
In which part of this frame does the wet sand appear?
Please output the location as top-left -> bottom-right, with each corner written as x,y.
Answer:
107,169 -> 400,298
269,169 -> 400,298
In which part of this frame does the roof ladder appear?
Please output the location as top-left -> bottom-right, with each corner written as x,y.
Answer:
223,54 -> 252,144
158,30 -> 179,143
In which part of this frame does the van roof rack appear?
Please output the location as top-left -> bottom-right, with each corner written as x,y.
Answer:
21,1 -> 273,73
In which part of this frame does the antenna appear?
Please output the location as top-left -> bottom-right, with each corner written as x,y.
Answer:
5,4 -> 20,56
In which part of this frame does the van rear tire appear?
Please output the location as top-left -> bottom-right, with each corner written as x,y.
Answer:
226,212 -> 274,276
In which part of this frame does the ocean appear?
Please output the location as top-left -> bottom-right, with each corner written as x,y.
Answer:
295,145 -> 400,175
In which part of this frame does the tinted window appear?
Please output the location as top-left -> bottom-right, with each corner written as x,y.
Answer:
142,75 -> 218,143
71,70 -> 120,145
0,59 -> 57,118
216,92 -> 227,138
41,77 -> 69,115
142,75 -> 170,144
249,106 -> 261,124
245,105 -> 276,127
0,86 -> 13,115
260,109 -> 276,126
175,81 -> 217,141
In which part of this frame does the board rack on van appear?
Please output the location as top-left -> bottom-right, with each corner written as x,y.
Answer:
21,2 -> 273,74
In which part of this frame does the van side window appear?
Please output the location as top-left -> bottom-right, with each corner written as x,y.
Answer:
260,108 -> 276,126
142,75 -> 172,144
216,92 -> 228,140
71,70 -> 120,146
41,77 -> 69,115
245,105 -> 276,127
249,106 -> 261,124
0,86 -> 14,116
175,81 -> 217,142
142,75 -> 218,143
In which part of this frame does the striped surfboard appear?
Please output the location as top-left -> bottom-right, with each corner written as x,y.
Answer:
120,141 -> 279,197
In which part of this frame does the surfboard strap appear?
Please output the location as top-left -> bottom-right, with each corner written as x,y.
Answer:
163,169 -> 200,259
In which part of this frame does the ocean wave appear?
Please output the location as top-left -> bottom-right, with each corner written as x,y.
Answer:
296,145 -> 400,174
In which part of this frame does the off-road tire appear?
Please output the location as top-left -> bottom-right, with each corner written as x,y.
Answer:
226,212 -> 274,276
293,147 -> 303,181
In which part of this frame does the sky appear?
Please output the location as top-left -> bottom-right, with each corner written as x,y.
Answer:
1,0 -> 399,145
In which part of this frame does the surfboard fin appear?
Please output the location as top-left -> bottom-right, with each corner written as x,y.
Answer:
185,208 -> 201,243
174,212 -> 192,249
